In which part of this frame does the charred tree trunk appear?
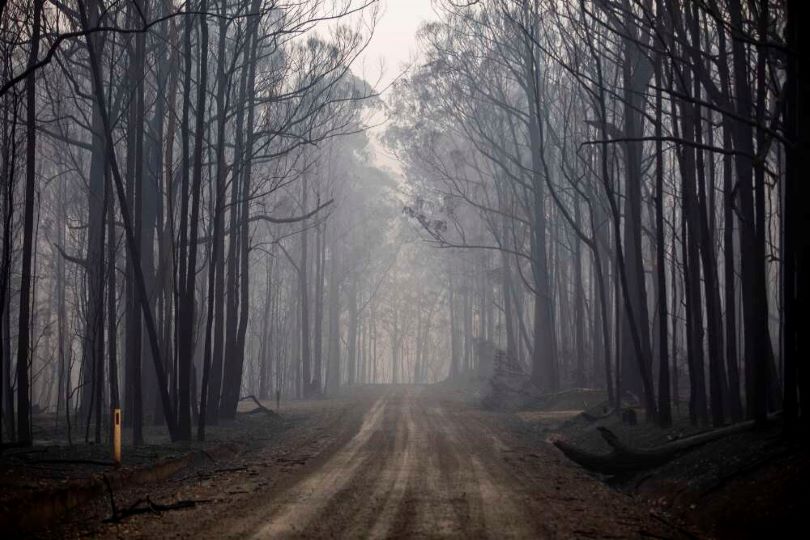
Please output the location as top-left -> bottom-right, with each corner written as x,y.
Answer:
783,0 -> 810,426
653,43 -> 671,426
728,0 -> 770,425
16,0 -> 43,446
174,0 -> 197,442
206,1 -> 230,424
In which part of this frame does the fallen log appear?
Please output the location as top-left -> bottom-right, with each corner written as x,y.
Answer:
598,420 -> 757,456
553,419 -> 760,475
239,395 -> 278,416
553,440 -> 649,475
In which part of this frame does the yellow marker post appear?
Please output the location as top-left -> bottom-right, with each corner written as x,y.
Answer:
113,408 -> 122,465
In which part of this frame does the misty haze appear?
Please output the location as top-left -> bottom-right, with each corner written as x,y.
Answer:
0,0 -> 808,538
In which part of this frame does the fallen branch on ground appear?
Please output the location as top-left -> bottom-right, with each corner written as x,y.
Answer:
215,465 -> 248,473
553,420 -> 760,475
24,458 -> 117,467
103,496 -> 212,523
239,395 -> 278,416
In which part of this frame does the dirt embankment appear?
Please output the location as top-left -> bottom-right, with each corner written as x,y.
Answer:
508,388 -> 810,539
1,393 -> 370,538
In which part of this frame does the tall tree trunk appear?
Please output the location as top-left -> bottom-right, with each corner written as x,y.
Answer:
573,199 -> 586,387
0,57 -> 19,442
313,222 -> 325,394
346,275 -> 357,386
123,0 -> 149,443
448,271 -> 459,378
654,47 -> 671,426
670,31 -> 709,425
325,243 -> 340,395
688,6 -> 727,426
144,0 -> 169,426
221,0 -> 260,417
192,0 -> 212,440
618,30 -> 653,407
728,0 -> 770,425
783,0 -> 810,426
527,99 -> 557,391
174,0 -> 197,441
16,0 -> 43,445
500,216 -> 518,361
107,177 -> 119,413
258,257 -> 273,400
299,173 -> 312,393
206,0 -> 230,423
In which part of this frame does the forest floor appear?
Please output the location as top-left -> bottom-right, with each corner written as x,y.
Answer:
503,386 -> 810,539
3,383 -> 806,538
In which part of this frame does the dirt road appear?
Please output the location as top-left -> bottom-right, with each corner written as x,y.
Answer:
224,386 -> 679,538
64,386 -> 684,539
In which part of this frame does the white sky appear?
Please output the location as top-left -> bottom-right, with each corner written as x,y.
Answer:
329,0 -> 434,174
353,0 -> 436,91
314,1 -> 436,174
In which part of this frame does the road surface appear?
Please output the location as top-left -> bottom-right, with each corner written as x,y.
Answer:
225,386 -> 677,538
74,386 -> 684,538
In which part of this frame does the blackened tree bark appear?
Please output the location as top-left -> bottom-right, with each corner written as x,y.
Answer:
125,0 -> 148,444
107,174 -> 119,413
653,41 -> 671,427
618,19 -> 653,407
728,0 -> 771,425
715,21 -> 744,422
572,196 -> 585,387
175,0 -> 199,441
524,29 -> 557,392
221,0 -> 261,418
206,0 -> 231,424
79,0 -> 108,428
195,0 -> 217,439
687,5 -> 728,427
144,0 -> 169,426
0,56 -> 19,443
783,0 -> 810,426
258,257 -> 273,400
16,0 -> 43,446
231,6 -> 260,412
